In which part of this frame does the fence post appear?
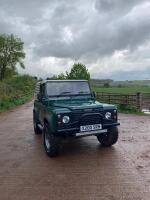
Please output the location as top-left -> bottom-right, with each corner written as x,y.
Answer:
136,92 -> 142,112
108,94 -> 110,104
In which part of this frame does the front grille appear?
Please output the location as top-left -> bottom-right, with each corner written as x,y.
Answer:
80,114 -> 102,125
73,112 -> 82,121
57,113 -> 103,132
73,109 -> 103,120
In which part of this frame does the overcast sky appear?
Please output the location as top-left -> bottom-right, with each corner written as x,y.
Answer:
0,0 -> 150,80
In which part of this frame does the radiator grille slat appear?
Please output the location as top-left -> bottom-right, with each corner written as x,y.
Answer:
80,114 -> 102,125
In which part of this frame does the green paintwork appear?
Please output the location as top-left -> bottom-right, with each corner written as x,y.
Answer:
33,80 -> 118,134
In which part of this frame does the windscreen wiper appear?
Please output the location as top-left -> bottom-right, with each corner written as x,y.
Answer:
48,92 -> 73,98
59,91 -> 72,95
78,91 -> 90,94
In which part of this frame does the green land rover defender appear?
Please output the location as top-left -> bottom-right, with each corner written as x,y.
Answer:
33,80 -> 120,157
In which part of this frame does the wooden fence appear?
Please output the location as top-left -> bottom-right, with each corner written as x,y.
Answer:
141,93 -> 150,111
97,92 -> 150,112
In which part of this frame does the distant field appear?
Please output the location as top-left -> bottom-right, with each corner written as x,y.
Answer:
93,87 -> 150,94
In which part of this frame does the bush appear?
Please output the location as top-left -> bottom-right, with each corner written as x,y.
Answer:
103,82 -> 110,88
117,104 -> 137,113
0,75 -> 36,112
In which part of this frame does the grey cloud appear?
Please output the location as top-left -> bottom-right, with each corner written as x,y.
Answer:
32,0 -> 150,61
95,0 -> 146,14
109,67 -> 150,80
0,0 -> 150,79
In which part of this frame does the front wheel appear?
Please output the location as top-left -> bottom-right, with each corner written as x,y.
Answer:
43,123 -> 61,157
97,127 -> 119,147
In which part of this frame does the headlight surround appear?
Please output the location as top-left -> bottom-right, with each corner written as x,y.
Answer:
113,109 -> 117,120
105,112 -> 112,120
62,115 -> 70,124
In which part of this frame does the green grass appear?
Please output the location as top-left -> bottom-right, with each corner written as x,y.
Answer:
0,75 -> 36,112
116,104 -> 145,115
93,87 -> 150,94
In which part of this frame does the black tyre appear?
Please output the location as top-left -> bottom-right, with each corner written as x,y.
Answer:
43,123 -> 61,157
33,114 -> 42,134
97,127 -> 118,147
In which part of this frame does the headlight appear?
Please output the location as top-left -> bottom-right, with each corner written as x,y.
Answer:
62,115 -> 70,123
105,112 -> 112,119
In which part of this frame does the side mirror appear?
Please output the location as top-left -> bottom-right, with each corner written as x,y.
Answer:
92,91 -> 96,99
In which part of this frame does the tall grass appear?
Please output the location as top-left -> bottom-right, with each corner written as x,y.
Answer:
0,75 -> 36,112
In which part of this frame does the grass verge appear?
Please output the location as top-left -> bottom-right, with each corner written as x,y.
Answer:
0,75 -> 36,113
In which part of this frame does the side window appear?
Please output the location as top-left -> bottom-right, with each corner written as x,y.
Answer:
40,84 -> 45,97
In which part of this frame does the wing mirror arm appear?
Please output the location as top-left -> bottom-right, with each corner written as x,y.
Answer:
92,91 -> 96,99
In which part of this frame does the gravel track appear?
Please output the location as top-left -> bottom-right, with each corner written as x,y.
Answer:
0,101 -> 150,200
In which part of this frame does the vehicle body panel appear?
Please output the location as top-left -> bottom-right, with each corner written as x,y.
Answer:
33,80 -> 120,137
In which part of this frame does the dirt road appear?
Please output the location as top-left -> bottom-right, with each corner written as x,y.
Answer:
0,101 -> 150,200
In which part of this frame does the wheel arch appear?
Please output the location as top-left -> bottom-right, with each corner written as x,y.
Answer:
43,114 -> 55,133
33,108 -> 39,121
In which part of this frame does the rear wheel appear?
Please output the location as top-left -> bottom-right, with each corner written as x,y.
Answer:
43,123 -> 61,157
97,127 -> 118,147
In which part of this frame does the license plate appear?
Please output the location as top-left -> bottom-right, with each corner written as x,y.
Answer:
80,124 -> 102,132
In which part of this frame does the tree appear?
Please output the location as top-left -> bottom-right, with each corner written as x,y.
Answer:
57,73 -> 66,80
0,34 -> 25,80
48,63 -> 90,80
67,63 -> 90,80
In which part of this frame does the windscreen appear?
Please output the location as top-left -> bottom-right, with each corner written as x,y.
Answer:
46,81 -> 91,96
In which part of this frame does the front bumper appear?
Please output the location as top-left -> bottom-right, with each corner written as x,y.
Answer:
57,122 -> 120,137
75,129 -> 108,138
